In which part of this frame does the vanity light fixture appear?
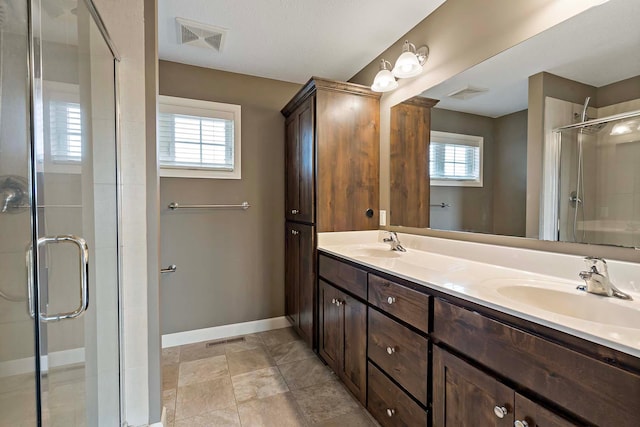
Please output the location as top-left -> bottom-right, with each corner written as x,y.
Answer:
370,40 -> 429,92
371,59 -> 398,92
392,40 -> 429,79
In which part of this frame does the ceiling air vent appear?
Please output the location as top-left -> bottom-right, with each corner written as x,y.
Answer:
447,86 -> 488,100
176,17 -> 227,52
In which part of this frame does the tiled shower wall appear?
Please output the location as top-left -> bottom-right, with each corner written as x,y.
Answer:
93,0 -> 150,424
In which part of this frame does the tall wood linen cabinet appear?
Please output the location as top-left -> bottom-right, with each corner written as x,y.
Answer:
281,78 -> 381,348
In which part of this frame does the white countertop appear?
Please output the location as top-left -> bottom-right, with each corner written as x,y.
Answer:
318,231 -> 640,358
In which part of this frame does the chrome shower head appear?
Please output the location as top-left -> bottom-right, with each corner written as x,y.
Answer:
581,96 -> 591,122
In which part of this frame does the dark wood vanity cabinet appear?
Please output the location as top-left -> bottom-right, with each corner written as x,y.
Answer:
317,252 -> 640,427
282,78 -> 381,350
284,222 -> 315,347
433,345 -> 514,427
318,254 -> 431,423
433,298 -> 640,427
433,346 -> 578,427
318,279 -> 367,404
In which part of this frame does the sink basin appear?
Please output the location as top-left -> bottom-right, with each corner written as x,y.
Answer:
497,285 -> 640,328
350,247 -> 401,259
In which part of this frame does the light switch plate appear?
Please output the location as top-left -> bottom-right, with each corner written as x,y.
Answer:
379,210 -> 386,226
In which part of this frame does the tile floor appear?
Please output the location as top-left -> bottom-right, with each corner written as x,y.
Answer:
162,327 -> 379,427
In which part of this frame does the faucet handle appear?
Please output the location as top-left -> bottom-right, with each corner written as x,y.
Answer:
383,231 -> 398,242
584,256 -> 608,274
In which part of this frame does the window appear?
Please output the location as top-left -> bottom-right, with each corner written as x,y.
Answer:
159,96 -> 241,179
50,101 -> 82,163
429,131 -> 483,187
42,81 -> 83,173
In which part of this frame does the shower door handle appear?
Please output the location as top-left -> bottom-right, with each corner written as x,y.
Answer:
27,235 -> 90,322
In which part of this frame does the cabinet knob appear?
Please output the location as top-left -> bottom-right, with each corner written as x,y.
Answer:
331,298 -> 337,304
514,421 -> 529,427
387,296 -> 396,304
291,209 -> 299,215
386,408 -> 395,418
493,406 -> 508,419
335,299 -> 343,307
386,346 -> 396,355
291,229 -> 299,235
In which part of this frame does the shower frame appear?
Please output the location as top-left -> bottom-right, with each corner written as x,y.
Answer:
25,0 -> 124,424
542,109 -> 640,242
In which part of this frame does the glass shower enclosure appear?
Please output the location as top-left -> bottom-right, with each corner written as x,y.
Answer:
0,0 -> 121,425
554,110 -> 640,248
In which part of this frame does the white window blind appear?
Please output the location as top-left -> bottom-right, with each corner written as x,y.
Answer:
159,113 -> 234,170
429,131 -> 483,187
159,96 -> 241,179
430,142 -> 480,180
50,101 -> 82,163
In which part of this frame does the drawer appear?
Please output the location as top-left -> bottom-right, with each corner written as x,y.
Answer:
368,308 -> 429,405
368,362 -> 428,427
433,298 -> 640,427
318,254 -> 367,299
368,274 -> 430,333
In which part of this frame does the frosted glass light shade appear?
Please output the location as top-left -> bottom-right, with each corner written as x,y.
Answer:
393,51 -> 422,78
371,69 -> 398,92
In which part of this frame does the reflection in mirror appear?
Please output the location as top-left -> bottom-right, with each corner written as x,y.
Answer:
554,111 -> 640,247
389,0 -> 640,249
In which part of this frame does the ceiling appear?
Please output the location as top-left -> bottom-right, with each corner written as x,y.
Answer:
422,0 -> 640,118
158,0 -> 446,84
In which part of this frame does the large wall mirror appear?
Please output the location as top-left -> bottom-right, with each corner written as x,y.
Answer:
389,0 -> 640,249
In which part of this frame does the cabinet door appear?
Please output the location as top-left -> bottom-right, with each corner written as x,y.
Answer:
297,223 -> 315,347
433,346 -> 514,427
285,96 -> 314,224
284,115 -> 300,222
316,90 -> 379,232
515,394 -> 581,427
342,293 -> 367,404
319,280 -> 343,374
297,96 -> 315,224
284,223 -> 299,326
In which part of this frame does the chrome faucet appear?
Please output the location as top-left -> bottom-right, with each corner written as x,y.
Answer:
577,257 -> 632,300
383,232 -> 406,252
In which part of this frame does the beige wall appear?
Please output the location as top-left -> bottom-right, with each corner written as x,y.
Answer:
158,61 -> 300,334
493,110 -> 527,237
598,75 -> 640,108
430,109 -> 495,233
429,108 -> 527,236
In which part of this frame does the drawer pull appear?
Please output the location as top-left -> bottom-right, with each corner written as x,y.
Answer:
331,298 -> 337,304
332,298 -> 343,307
386,346 -> 396,355
291,229 -> 299,235
387,296 -> 396,304
386,408 -> 396,417
291,209 -> 299,214
514,421 -> 529,427
493,406 -> 508,419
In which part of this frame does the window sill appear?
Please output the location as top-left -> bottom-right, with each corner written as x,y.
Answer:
159,167 -> 241,180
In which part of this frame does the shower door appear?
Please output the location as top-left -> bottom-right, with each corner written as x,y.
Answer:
0,0 -> 121,425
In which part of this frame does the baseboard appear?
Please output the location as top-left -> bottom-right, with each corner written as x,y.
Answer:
161,316 -> 292,348
0,347 -> 85,378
